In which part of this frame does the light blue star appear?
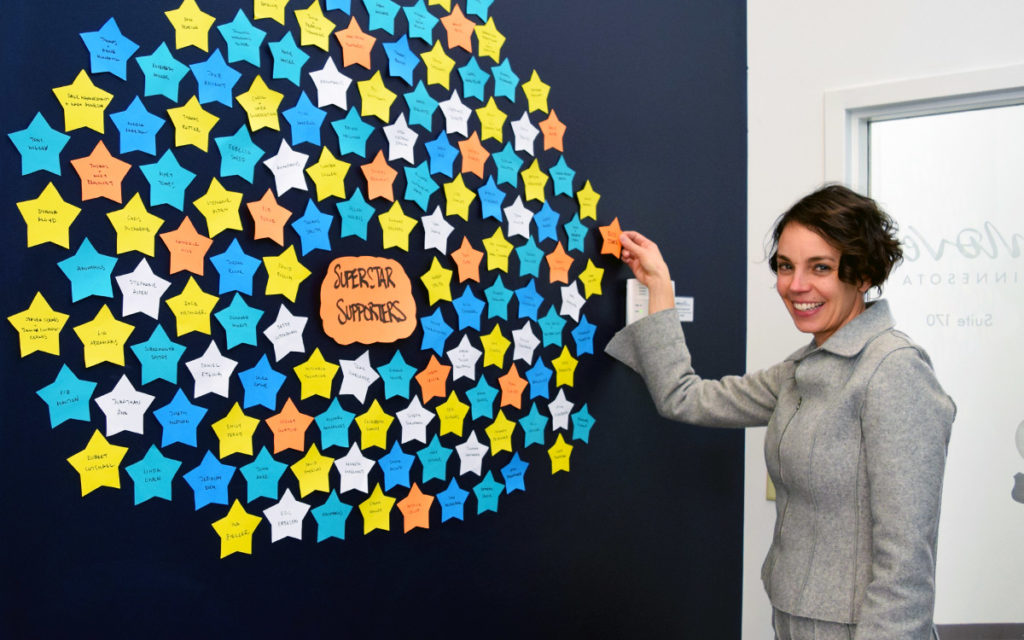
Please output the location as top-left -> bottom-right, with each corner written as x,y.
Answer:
572,404 -> 595,443
466,377 -> 497,420
458,58 -> 490,101
8,113 -> 70,175
452,286 -> 485,331
473,470 -> 504,514
139,149 -> 195,210
437,477 -> 469,522
484,275 -> 512,320
80,17 -> 139,80
491,58 -> 519,102
516,235 -> 544,278
424,130 -> 458,178
365,0 -> 401,34
312,490 -> 353,541
239,446 -> 289,502
491,142 -> 523,187
217,10 -> 266,67
189,49 -> 242,107
268,32 -> 309,86
58,238 -> 116,302
500,452 -> 528,493
420,307 -> 453,355
534,202 -> 561,244
317,398 -> 355,450
403,161 -> 438,211
378,350 -> 417,399
210,238 -> 261,295
466,0 -> 495,21
332,108 -> 375,157
538,305 -> 567,347
237,354 -> 286,410
336,188 -> 376,240
110,96 -> 165,155
283,91 -> 327,146
214,125 -> 265,183
563,214 -> 589,253
214,293 -> 264,349
383,34 -> 419,85
549,155 -> 576,197
291,200 -> 333,255
131,324 -> 186,384
36,365 -> 97,428
571,314 -> 596,355
136,42 -> 189,101
183,450 -> 236,509
326,0 -> 352,12
379,441 -> 415,490
153,388 -> 207,448
126,445 -> 182,504
514,278 -> 543,321
477,175 -> 506,221
403,1 -> 438,42
417,434 -> 452,483
404,81 -> 439,130
520,403 -> 548,446
525,359 -> 552,400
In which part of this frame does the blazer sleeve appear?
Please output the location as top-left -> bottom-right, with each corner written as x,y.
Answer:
605,309 -> 783,428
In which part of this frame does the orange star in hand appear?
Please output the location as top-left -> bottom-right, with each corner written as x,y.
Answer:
457,131 -> 490,179
539,109 -> 566,152
440,4 -> 475,52
397,482 -> 434,533
451,236 -> 483,282
415,354 -> 451,404
160,216 -> 212,275
498,363 -> 528,409
265,398 -> 314,453
246,188 -> 293,245
361,150 -> 398,201
545,241 -> 574,284
70,140 -> 131,203
599,217 -> 622,258
334,17 -> 376,69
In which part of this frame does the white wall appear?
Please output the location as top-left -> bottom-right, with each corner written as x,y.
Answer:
744,2 -> 1024,638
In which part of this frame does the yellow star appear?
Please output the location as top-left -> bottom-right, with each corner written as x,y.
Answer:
211,403 -> 259,458
165,0 -> 217,51
294,0 -> 336,50
482,227 -> 513,273
436,391 -> 469,437
306,146 -> 350,201
420,257 -> 453,306
7,292 -> 69,357
359,483 -> 396,534
17,182 -> 82,249
378,201 -> 418,251
475,97 -> 507,143
52,70 -> 113,133
420,40 -> 456,90
263,245 -> 311,302
167,95 -> 219,151
193,178 -> 243,237
428,0 -> 452,10
357,71 -> 397,123
474,17 -> 506,63
479,323 -> 510,369
548,433 -> 573,474
576,180 -> 601,220
442,174 -> 476,221
521,70 -> 551,113
67,430 -> 128,496
520,159 -> 549,203
578,259 -> 605,298
73,305 -> 135,368
293,347 -> 339,399
551,345 -> 579,387
356,399 -> 393,450
212,500 -> 262,558
165,276 -> 219,336
484,410 -> 517,455
290,444 -> 335,497
237,75 -> 284,132
254,0 -> 289,23
107,194 -> 164,255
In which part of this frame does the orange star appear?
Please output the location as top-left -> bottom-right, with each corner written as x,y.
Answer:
451,236 -> 483,282
440,4 -> 475,52
334,17 -> 375,69
159,216 -> 212,275
265,398 -> 314,453
69,140 -> 131,203
599,217 -> 622,258
361,150 -> 398,201
246,188 -> 293,245
498,363 -> 528,409
415,354 -> 451,404
539,109 -> 566,152
457,131 -> 490,179
397,482 -> 434,533
545,241 -> 574,284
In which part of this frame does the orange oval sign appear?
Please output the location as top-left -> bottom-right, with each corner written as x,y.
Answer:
319,256 -> 417,345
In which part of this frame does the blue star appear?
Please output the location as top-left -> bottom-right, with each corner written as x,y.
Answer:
210,238 -> 261,295
458,58 -> 490,101
326,0 -> 352,12
473,470 -> 504,514
139,149 -> 195,210
491,58 -> 519,101
80,17 -> 139,80
534,202 -> 561,244
213,293 -> 264,349
420,307 -> 453,355
572,404 -> 596,443
36,365 -> 97,428
484,275 -> 513,320
332,108 -> 375,157
549,155 -> 576,197
136,42 -> 189,101
8,112 -> 70,175
424,130 -> 458,178
183,450 -> 236,509
491,142 -> 523,187
514,278 -> 543,321
110,96 -> 165,156
477,175 -> 506,221
189,49 -> 242,107
437,477 -> 469,522
365,0 -> 401,34
283,91 -> 327,146
316,398 -> 355,450
239,446 -> 288,502
571,314 -> 596,355
268,32 -> 309,86
516,235 -> 544,278
383,34 -> 419,85
126,445 -> 182,504
214,125 -> 265,183
404,161 -> 438,211
466,377 -> 497,420
538,305 -> 567,347
153,389 -> 207,448
520,403 -> 548,446
403,1 -> 438,42
563,214 -> 589,253
291,200 -> 333,255
500,452 -> 529,493
131,324 -> 186,385
378,350 -> 417,399
467,0 -> 495,20
379,441 -> 415,490
237,354 -> 286,410
58,238 -> 116,302
336,188 -> 376,240
452,286 -> 485,331
312,491 -> 353,541
217,10 -> 266,67
525,359 -> 552,400
417,434 -> 452,483
404,81 -> 439,130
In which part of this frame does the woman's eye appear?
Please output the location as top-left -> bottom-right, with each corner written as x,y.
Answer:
813,264 -> 832,273
778,263 -> 792,272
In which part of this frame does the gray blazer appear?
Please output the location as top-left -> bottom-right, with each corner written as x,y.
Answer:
606,300 -> 955,639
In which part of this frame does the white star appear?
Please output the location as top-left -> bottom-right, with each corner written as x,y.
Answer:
512,321 -> 541,364
263,139 -> 310,196
309,57 -> 352,110
397,396 -> 435,445
438,90 -> 471,137
503,195 -> 534,239
263,303 -> 308,362
511,111 -> 539,156
263,488 -> 310,542
95,374 -> 155,436
455,430 -> 488,476
185,340 -> 238,399
548,389 -> 575,431
338,350 -> 379,403
383,112 -> 418,164
559,281 -> 586,322
421,205 -> 455,253
446,334 -> 482,381
335,444 -> 376,494
115,258 -> 171,320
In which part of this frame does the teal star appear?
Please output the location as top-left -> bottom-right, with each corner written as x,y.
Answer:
549,155 -> 576,197
36,365 -> 97,428
520,402 -> 549,446
217,9 -> 266,67
8,112 -> 69,175
240,446 -> 289,502
269,32 -> 309,86
525,358 -> 552,401
312,491 -> 353,541
516,235 -> 545,278
477,175 -> 506,221
473,470 -> 504,514
336,188 -> 376,240
466,377 -> 497,420
491,58 -> 519,101
316,398 -> 355,450
378,350 -> 417,399
538,305 -> 567,347
291,200 -> 333,255
563,213 -> 589,253
484,275 -> 513,320
136,42 -> 189,101
110,96 -> 165,155
80,17 -> 139,80
458,58 -> 490,101
403,1 -> 438,43
467,0 -> 495,20
404,81 -> 439,130
210,238 -> 261,295
332,108 -> 374,157
139,149 -> 195,210
515,278 -> 543,321
491,142 -> 523,187
131,324 -> 186,385
500,452 -> 528,492
365,0 -> 401,34
403,161 -> 437,211
214,293 -> 264,349
417,434 -> 452,483
126,445 -> 182,504
153,388 -> 207,448
57,238 -> 117,302
572,404 -> 595,443
214,125 -> 265,183
190,48 -> 242,107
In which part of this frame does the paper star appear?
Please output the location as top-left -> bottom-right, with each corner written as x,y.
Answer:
365,0 -> 402,33
404,1 -> 439,42
336,189 -> 375,240
452,237 -> 484,282
501,195 -> 534,240
57,239 -> 116,302
359,484 -> 396,534
165,0 -> 215,51
268,32 -> 310,86
444,335 -> 480,382
218,10 -> 266,66
424,130 -> 458,177
419,206 -> 453,254
383,112 -> 419,164
357,71 -> 397,122
70,140 -> 131,203
310,57 -> 352,110
307,147 -> 351,201
438,90 -> 471,136
375,351 -> 414,400
520,159 -> 549,203
473,470 -> 504,514
283,91 -> 327,146
490,143 -> 521,187
95,374 -> 154,437
379,441 -> 415,490
520,403 -> 548,446
293,348 -> 339,399
442,174 -> 475,220
134,43 -> 186,100
8,113 -> 69,175
467,0 -> 494,20
130,324 -> 185,384
533,203 -> 560,244
572,314 -> 596,355
213,293 -> 263,349
237,75 -> 284,132
266,398 -> 314,453
383,34 -> 419,85
186,340 -> 237,399
104,197 -> 162,259
126,445 -> 181,505
312,491 -> 353,541
263,245 -> 311,302
539,110 -> 567,152
522,70 -> 550,113
466,376 -> 497,421
67,430 -> 128,495
416,435 -> 451,482
459,58 -> 490,101
332,109 -> 375,157
194,178 -> 243,237
538,305 -> 567,348
479,323 -> 511,369
355,399 -> 393,451
291,444 -> 335,497
246,188 -> 292,245
421,40 -> 456,90
212,500 -> 261,558
563,213 -> 589,253
497,365 -> 527,410
37,365 -> 97,428
419,307 -> 454,355
239,448 -> 288,500
415,354 -> 450,404
211,402 -> 260,457
487,57 -> 519,101
263,139 -> 310,196
397,397 -> 434,444
455,431 -> 488,476
339,351 -> 380,403
255,0 -> 289,22
511,111 -> 539,155
420,257 -> 453,306
476,98 -> 507,143
336,444 -> 376,494
514,278 -> 543,321
190,49 -> 242,107
571,404 -> 596,443
164,277 -> 218,337
546,242 -> 574,284
599,216 -> 623,258
335,17 -> 376,69
525,359 -> 552,400
160,216 -> 212,275
73,305 -> 133,367
379,201 -> 418,250
484,275 -> 513,320
475,17 -> 505,63
236,354 -> 286,410
474,177 -> 505,223
404,161 -> 438,211
440,4 -> 474,51
548,388 -> 575,430
501,452 -> 528,492
361,150 -> 398,201
516,236 -> 545,278
437,478 -> 468,522
139,149 -> 195,210
512,321 -> 541,364
167,96 -> 219,151
53,70 -> 113,133
109,97 -> 164,156
452,287 -> 484,332
397,483 -> 434,532
560,281 -> 586,322
113,259 -> 169,321
153,388 -> 207,447
294,0 -> 336,50
80,17 -> 139,80
548,433 -> 573,474
290,200 -> 333,255
482,228 -> 514,273
317,399 -> 356,450
457,131 -> 490,178
264,489 -> 311,542
573,180 -> 601,221
208,239 -> 259,296
263,303 -> 308,361
436,391 -> 470,437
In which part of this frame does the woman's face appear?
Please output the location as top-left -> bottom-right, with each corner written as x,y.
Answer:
776,222 -> 868,345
